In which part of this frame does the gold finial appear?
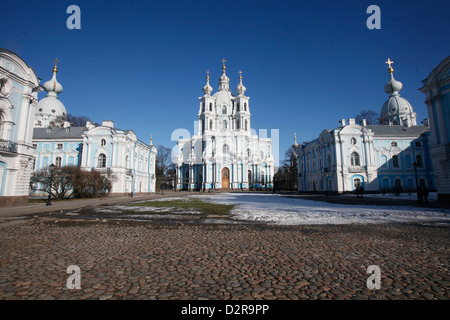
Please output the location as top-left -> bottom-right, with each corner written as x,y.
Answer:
386,58 -> 394,73
206,70 -> 210,79
221,58 -> 227,71
52,57 -> 60,73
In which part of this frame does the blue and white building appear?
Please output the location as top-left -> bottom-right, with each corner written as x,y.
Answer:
0,49 -> 42,206
175,62 -> 274,190
31,63 -> 157,197
419,56 -> 450,201
296,60 -> 435,194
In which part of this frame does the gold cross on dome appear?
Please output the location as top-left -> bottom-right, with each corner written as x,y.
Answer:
52,58 -> 60,73
385,58 -> 393,67
206,70 -> 210,78
386,58 -> 394,73
221,58 -> 227,67
238,70 -> 243,78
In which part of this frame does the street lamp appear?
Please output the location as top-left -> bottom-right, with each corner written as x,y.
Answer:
413,161 -> 419,202
46,163 -> 55,206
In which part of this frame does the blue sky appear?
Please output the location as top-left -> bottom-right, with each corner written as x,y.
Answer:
1,0 -> 449,161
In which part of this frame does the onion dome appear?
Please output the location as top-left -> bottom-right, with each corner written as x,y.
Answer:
236,70 -> 246,95
202,70 -> 213,96
218,58 -> 230,91
293,133 -> 299,149
380,59 -> 417,126
35,59 -> 67,126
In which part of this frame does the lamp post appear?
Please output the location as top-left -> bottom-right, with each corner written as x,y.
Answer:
46,164 -> 55,206
413,161 -> 419,202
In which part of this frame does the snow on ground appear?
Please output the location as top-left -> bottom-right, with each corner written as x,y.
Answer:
191,193 -> 450,226
341,192 -> 439,202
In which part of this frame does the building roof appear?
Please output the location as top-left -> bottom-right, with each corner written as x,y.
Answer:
33,127 -> 86,140
366,125 -> 429,137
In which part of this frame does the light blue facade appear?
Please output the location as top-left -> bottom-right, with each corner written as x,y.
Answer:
32,122 -> 157,197
297,122 -> 435,194
0,49 -> 42,206
374,133 -> 434,192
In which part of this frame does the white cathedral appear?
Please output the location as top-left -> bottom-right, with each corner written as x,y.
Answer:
175,61 -> 274,190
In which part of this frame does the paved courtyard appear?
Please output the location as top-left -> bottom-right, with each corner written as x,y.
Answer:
0,192 -> 448,300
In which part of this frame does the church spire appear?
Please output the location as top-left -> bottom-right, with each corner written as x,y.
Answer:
384,58 -> 403,96
218,58 -> 230,91
43,58 -> 63,98
236,70 -> 246,95
202,70 -> 213,96
380,58 -> 417,126
236,70 -> 247,95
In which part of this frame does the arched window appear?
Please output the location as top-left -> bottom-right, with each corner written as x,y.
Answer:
100,139 -> 106,146
237,103 -> 240,112
209,103 -> 212,112
236,119 -> 240,129
244,102 -> 247,111
97,153 -> 107,168
245,119 -> 248,131
222,105 -> 227,114
223,120 -> 227,130
350,152 -> 360,166
209,120 -> 213,130
350,137 -> 357,145
247,148 -> 251,157
223,144 -> 229,154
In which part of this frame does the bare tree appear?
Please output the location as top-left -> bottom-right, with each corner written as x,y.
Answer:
156,145 -> 175,177
273,146 -> 298,192
355,110 -> 380,125
155,145 -> 176,190
67,114 -> 97,127
31,166 -> 109,199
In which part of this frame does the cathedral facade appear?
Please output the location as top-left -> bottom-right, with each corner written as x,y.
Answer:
175,62 -> 274,190
31,63 -> 157,197
0,49 -> 42,206
296,60 -> 435,194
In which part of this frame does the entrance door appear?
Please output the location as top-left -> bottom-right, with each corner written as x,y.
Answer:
222,168 -> 230,188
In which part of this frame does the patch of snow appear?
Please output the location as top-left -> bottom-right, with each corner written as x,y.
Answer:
191,193 -> 450,226
342,192 -> 439,202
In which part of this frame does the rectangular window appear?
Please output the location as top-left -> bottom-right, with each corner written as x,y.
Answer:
415,141 -> 421,148
55,157 -> 62,168
57,143 -> 63,150
392,155 -> 399,168
416,155 -> 423,167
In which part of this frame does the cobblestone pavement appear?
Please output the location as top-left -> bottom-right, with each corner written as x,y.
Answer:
0,215 -> 448,300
